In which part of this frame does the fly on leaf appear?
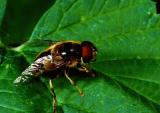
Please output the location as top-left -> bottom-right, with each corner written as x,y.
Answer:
13,40 -> 97,113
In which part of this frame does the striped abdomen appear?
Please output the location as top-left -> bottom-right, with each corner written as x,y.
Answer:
14,55 -> 52,84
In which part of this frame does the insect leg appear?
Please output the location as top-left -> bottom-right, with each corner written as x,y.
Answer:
64,70 -> 84,96
77,62 -> 95,77
49,79 -> 57,113
77,66 -> 89,73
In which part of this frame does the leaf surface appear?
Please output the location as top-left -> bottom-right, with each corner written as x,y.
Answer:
0,51 -> 52,113
0,0 -> 6,27
1,0 -> 160,113
0,0 -> 54,46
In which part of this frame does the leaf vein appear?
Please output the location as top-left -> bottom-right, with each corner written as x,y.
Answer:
0,105 -> 25,112
39,1 -> 148,38
56,0 -> 79,31
98,0 -> 109,14
0,90 -> 16,94
113,75 -> 160,85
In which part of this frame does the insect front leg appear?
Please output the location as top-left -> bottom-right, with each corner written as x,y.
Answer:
77,60 -> 95,77
64,69 -> 84,96
49,79 -> 57,113
77,65 -> 89,73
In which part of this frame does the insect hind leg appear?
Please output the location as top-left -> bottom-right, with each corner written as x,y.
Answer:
49,79 -> 57,113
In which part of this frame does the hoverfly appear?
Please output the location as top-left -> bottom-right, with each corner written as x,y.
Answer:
13,40 -> 97,113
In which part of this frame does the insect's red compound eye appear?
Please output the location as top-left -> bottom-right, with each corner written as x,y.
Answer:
82,45 -> 92,62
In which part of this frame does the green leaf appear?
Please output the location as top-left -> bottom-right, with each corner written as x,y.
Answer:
0,0 -> 6,27
91,59 -> 160,104
53,74 -> 156,113
0,0 -> 54,46
1,0 -> 160,113
0,51 -> 52,113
